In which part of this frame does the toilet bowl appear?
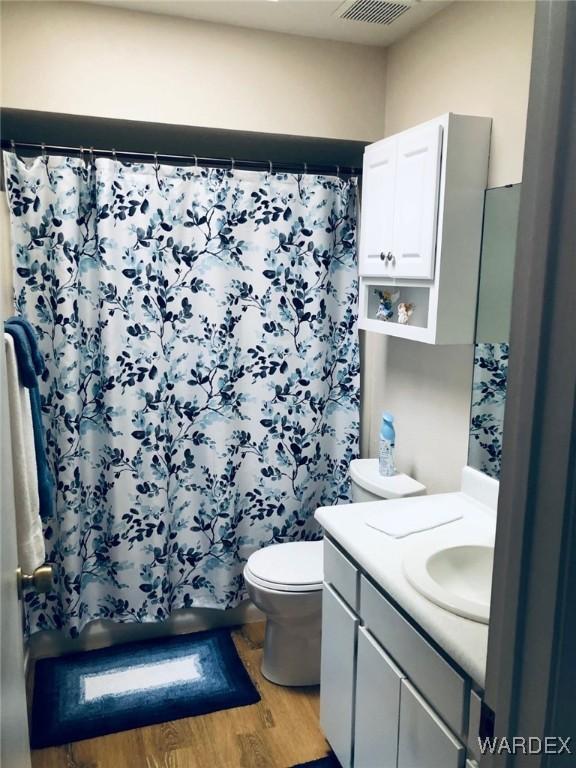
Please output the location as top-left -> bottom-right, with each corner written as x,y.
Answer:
244,460 -> 426,686
244,540 -> 323,686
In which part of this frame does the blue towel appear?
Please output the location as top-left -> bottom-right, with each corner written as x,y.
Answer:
7,316 -> 45,376
4,318 -> 54,521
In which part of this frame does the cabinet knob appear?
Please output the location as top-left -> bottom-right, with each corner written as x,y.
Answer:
379,252 -> 386,261
386,252 -> 394,262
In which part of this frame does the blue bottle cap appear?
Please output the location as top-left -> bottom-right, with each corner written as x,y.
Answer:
382,412 -> 394,423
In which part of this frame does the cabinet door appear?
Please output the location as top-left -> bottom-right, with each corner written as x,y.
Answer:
354,628 -> 405,768
392,123 -> 443,279
467,690 -> 483,762
359,138 -> 397,276
398,680 -> 465,768
320,584 -> 359,768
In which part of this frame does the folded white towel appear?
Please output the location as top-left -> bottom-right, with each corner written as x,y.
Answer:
365,505 -> 463,538
4,334 -> 45,572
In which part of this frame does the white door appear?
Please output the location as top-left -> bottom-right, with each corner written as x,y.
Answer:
354,627 -> 405,768
391,123 -> 443,279
320,584 -> 358,768
398,680 -> 465,768
358,137 -> 397,276
0,338 -> 33,768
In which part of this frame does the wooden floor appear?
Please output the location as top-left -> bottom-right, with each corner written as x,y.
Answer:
31,623 -> 331,768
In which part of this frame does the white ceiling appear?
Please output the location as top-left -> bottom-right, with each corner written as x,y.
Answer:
86,0 -> 451,47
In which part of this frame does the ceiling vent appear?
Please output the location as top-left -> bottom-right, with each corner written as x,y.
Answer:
336,0 -> 412,25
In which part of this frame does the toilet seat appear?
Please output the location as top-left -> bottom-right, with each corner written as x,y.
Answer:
244,540 -> 323,593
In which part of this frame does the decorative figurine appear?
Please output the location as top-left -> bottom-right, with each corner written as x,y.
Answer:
397,302 -> 415,325
375,290 -> 400,321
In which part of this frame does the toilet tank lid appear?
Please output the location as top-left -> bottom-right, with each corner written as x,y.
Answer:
350,459 -> 426,499
246,541 -> 323,588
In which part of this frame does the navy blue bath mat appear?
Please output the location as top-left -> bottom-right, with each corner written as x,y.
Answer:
30,628 -> 260,748
291,755 -> 341,768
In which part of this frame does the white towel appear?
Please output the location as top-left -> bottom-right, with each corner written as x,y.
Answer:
365,505 -> 463,538
4,334 -> 45,572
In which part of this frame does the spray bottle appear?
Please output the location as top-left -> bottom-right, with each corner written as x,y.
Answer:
379,412 -> 396,477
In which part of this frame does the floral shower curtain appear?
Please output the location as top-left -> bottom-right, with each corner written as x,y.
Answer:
469,342 -> 509,480
5,152 -> 359,636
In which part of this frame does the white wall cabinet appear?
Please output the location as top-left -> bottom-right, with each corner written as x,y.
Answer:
358,113 -> 491,343
320,583 -> 359,768
319,538 -> 480,768
360,122 -> 443,280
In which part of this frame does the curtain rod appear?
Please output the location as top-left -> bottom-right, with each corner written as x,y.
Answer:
1,140 -> 361,177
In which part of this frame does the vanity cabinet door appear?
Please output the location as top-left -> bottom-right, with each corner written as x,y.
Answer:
391,122 -> 443,279
320,584 -> 359,768
354,627 -> 405,768
359,137 -> 397,276
398,680 -> 466,768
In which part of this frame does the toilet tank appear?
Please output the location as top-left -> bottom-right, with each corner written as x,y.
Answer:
351,481 -> 383,504
349,459 -> 426,503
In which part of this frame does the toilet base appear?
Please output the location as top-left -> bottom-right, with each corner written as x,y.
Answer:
260,614 -> 322,687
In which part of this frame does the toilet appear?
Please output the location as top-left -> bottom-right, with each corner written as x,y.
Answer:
244,459 -> 425,686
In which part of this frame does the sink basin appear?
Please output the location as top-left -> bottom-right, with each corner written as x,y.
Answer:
403,543 -> 494,623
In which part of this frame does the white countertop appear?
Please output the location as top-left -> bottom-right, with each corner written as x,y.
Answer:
315,491 -> 496,688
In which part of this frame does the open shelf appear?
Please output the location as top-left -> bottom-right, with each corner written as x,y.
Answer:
366,284 -> 430,328
358,279 -> 434,342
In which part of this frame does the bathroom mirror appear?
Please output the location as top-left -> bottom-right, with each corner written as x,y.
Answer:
468,184 -> 521,480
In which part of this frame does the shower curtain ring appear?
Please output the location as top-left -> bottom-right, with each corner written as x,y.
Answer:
336,165 -> 340,179
154,152 -> 159,170
111,148 -> 117,162
268,160 -> 273,174
193,154 -> 198,168
230,157 -> 235,171
304,162 -> 308,175
41,143 -> 47,161
10,139 -> 16,152
89,147 -> 95,166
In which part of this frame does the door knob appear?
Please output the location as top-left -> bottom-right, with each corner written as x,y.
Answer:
16,564 -> 54,599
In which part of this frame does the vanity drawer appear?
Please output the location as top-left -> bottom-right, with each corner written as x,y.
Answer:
323,538 -> 359,611
360,575 -> 468,737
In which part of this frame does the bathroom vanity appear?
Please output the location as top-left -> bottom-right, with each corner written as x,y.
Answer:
315,469 -> 496,768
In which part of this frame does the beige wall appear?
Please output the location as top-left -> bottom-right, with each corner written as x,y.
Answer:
384,0 -> 534,188
363,1 -> 535,492
0,1 -> 387,141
